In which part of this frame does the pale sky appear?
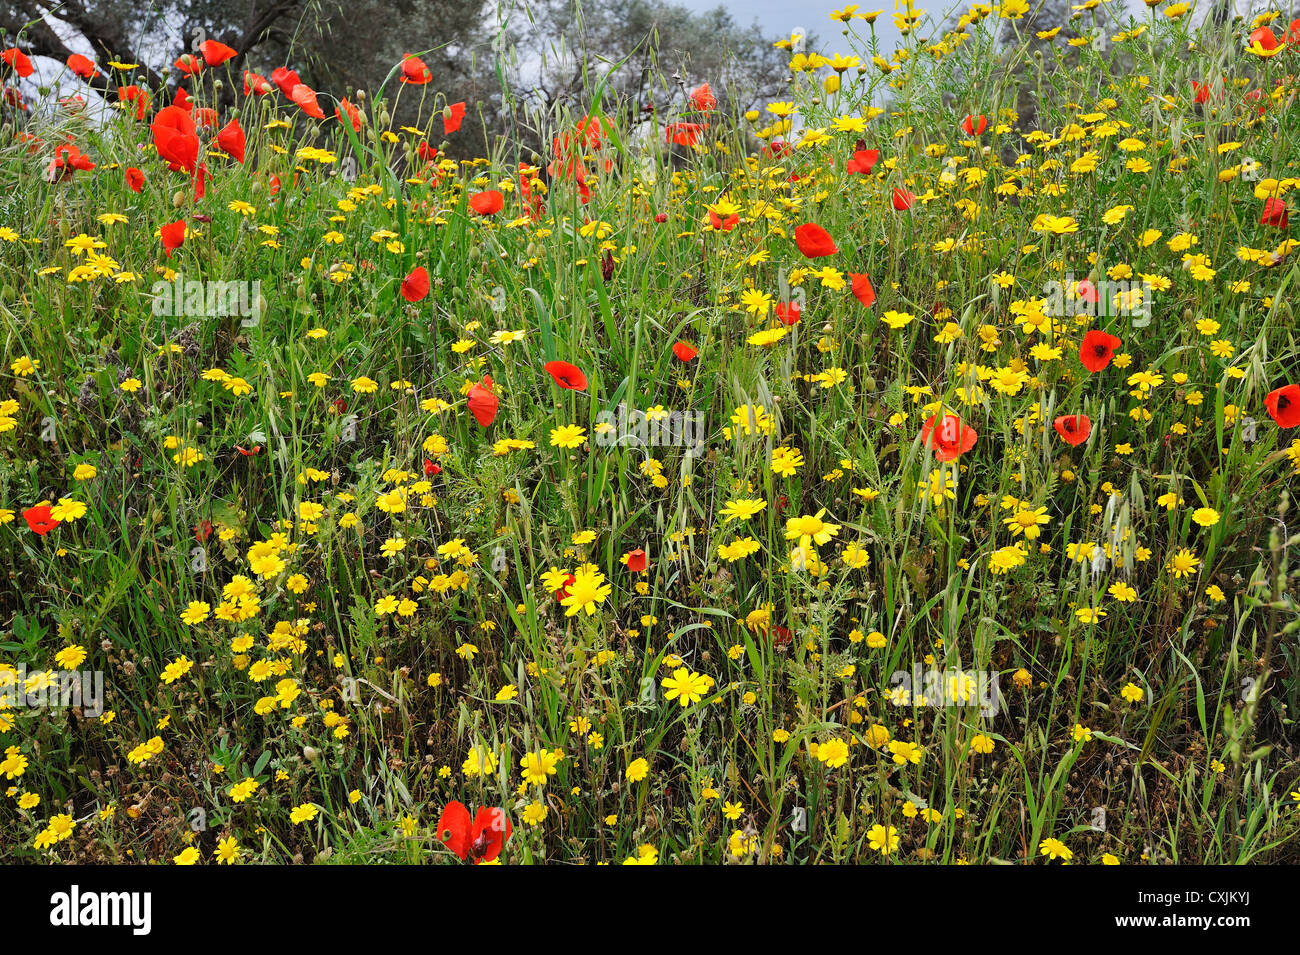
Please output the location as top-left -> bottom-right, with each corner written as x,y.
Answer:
681,0 -> 905,53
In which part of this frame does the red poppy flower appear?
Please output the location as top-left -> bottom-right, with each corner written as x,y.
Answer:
665,121 -> 704,148
195,520 -> 214,543
892,187 -> 915,211
794,222 -> 839,258
216,118 -> 246,163
125,166 -> 145,192
173,87 -> 193,111
289,83 -> 325,119
776,301 -> 801,326
467,376 -> 499,427
672,341 -> 698,362
235,444 -> 260,456
556,573 -> 576,602
622,548 -> 648,573
23,505 -> 59,535
400,266 -> 429,302
271,67 -> 301,97
435,802 -> 512,864
846,148 -> 879,175
117,84 -> 150,120
1192,80 -> 1213,103
336,98 -> 362,133
195,107 -> 219,128
960,114 -> 987,136
244,70 -> 273,95
152,104 -> 199,173
921,413 -> 978,462
2,47 -> 34,78
193,162 -> 209,200
423,458 -> 442,476
1265,384 -> 1300,428
1261,197 -> 1288,228
708,208 -> 738,231
399,53 -> 432,85
764,140 -> 792,158
443,101 -> 466,135
1249,26 -> 1282,53
174,53 -> 204,75
545,360 -> 588,390
66,53 -> 98,79
200,39 -> 237,66
47,143 -> 95,181
1079,329 -> 1121,372
160,219 -> 186,257
1053,414 -> 1092,446
688,82 -> 716,111
469,190 -> 504,216
849,272 -> 876,308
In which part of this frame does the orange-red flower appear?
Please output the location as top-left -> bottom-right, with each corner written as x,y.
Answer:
469,190 -> 504,216
160,220 -> 186,257
435,802 -> 511,864
688,83 -> 716,111
921,413 -> 977,462
849,273 -> 876,308
244,70 -> 273,95
1261,197 -> 1288,228
66,53 -> 98,79
23,505 -> 59,535
467,376 -> 499,427
152,104 -> 199,172
1079,329 -> 1121,372
200,40 -> 238,66
173,53 -> 203,76
271,67 -> 301,97
118,84 -> 150,121
399,53 -> 432,85
216,118 -> 246,163
544,360 -> 588,391
400,266 -> 429,302
1053,414 -> 1092,446
1265,384 -> 1300,428
289,83 -> 325,119
846,149 -> 879,175
794,223 -> 838,258
2,47 -> 34,78
443,101 -> 466,135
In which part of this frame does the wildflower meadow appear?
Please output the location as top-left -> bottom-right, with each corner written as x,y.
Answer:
1,0 -> 1300,874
